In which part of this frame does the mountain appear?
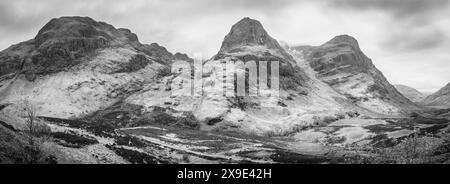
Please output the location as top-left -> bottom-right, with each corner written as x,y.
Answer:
394,84 -> 427,103
214,17 -> 309,91
3,16 -> 444,164
0,16 -> 191,118
293,35 -> 421,115
423,83 -> 450,108
126,17 -> 358,135
1,16 -> 419,137
218,17 -> 293,61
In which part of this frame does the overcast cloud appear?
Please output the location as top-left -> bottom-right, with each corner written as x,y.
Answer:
0,0 -> 449,92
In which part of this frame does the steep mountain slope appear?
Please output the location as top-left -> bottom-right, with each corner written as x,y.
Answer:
394,84 -> 427,103
218,17 -> 293,61
214,17 -> 309,91
0,16 -> 190,118
293,35 -> 421,115
423,83 -> 450,108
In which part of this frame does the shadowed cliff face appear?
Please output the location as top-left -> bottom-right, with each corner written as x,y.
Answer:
0,16 -> 193,119
215,17 -> 309,91
218,17 -> 294,61
219,18 -> 283,53
0,17 -> 130,79
29,17 -> 135,79
138,43 -> 193,65
0,16 -> 192,80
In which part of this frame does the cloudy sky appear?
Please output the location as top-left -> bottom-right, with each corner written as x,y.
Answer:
0,0 -> 449,92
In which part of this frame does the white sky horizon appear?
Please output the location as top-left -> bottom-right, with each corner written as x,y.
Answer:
1,0 -> 449,93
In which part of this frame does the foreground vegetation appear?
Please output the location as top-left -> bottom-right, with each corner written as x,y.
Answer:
1,101 -> 449,164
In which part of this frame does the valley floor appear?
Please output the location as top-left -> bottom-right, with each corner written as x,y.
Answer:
1,103 -> 450,164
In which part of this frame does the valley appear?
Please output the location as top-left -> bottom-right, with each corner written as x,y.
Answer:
1,16 -> 450,164
3,103 -> 445,164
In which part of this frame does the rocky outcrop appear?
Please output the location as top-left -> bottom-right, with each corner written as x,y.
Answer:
139,43 -> 176,64
32,17 -> 123,71
0,17 -> 127,79
214,17 -> 308,91
174,52 -> 194,62
115,54 -> 153,73
0,16 -> 192,118
0,40 -> 35,77
118,28 -> 139,43
138,43 -> 193,65
0,16 -> 193,80
218,17 -> 296,63
218,17 -> 290,59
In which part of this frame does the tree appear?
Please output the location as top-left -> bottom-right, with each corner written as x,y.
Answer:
23,98 -> 37,147
20,97 -> 51,164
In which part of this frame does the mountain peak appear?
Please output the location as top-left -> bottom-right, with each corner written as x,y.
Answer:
219,17 -> 281,53
43,16 -> 97,27
325,34 -> 360,49
233,17 -> 264,30
35,16 -> 135,48
240,17 -> 257,23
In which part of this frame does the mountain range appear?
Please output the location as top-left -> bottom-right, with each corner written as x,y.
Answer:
0,16 -> 431,131
1,16 -> 450,164
393,84 -> 450,108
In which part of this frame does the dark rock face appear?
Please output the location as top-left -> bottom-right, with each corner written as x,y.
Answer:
115,54 -> 152,73
325,35 -> 360,50
139,43 -> 175,64
0,17 -> 130,79
309,35 -> 374,76
138,43 -> 194,64
301,35 -> 420,113
220,18 -> 275,51
0,16 -> 193,80
28,16 -> 136,77
174,52 -> 194,62
423,83 -> 450,107
219,17 -> 292,60
0,40 -> 35,77
215,17 -> 309,91
118,28 -> 139,43
34,17 -> 120,57
0,59 -> 19,77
